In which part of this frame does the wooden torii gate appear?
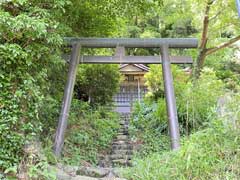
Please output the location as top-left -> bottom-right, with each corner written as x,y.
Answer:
53,38 -> 198,156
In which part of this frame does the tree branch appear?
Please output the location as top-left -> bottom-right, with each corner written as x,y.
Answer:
206,35 -> 240,56
199,0 -> 214,49
209,9 -> 223,22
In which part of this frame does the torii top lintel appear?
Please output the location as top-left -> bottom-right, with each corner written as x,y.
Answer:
64,38 -> 198,48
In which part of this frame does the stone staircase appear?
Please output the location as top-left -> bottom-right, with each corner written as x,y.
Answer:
56,113 -> 133,179
99,113 -> 133,167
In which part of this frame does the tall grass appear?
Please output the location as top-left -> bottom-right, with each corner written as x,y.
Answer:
130,68 -> 225,157
123,94 -> 240,180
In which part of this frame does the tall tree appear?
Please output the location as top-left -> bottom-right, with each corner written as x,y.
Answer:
123,0 -> 240,78
194,0 -> 240,77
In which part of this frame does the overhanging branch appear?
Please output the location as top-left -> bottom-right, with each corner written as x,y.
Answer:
206,35 -> 240,56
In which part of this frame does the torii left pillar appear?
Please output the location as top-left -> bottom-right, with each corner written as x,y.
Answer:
53,43 -> 81,156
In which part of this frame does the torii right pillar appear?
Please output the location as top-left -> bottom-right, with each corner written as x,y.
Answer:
161,45 -> 180,150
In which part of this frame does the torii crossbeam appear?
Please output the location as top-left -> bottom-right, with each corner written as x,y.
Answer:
53,38 -> 198,156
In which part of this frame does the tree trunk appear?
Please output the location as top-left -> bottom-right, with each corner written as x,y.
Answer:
194,34 -> 240,79
193,0 -> 240,79
194,49 -> 207,79
193,0 -> 213,79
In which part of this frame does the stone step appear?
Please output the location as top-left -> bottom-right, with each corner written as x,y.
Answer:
56,165 -> 128,180
119,121 -> 129,125
112,159 -> 131,167
120,114 -> 130,117
112,140 -> 128,144
119,126 -> 129,131
117,131 -> 129,136
118,127 -> 128,130
117,132 -> 128,136
112,144 -> 133,150
120,124 -> 129,127
111,149 -> 133,155
119,126 -> 129,130
115,135 -> 128,141
110,154 -> 132,160
120,119 -> 129,122
116,135 -> 129,141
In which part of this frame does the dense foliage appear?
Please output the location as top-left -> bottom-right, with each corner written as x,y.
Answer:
0,0 -> 65,172
63,0 -> 163,37
61,100 -> 119,165
75,64 -> 121,105
130,67 -> 225,156
124,94 -> 240,180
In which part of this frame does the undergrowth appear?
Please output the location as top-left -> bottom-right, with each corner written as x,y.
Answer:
61,100 -> 120,166
123,93 -> 240,180
130,68 -> 225,157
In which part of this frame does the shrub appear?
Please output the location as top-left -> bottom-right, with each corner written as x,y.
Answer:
61,100 -> 120,165
130,100 -> 170,156
216,59 -> 240,91
75,64 -> 121,106
177,68 -> 225,133
130,67 -> 225,156
145,65 -> 189,100
124,102 -> 240,180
